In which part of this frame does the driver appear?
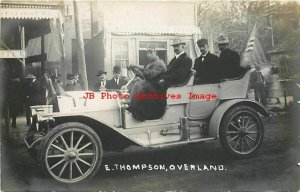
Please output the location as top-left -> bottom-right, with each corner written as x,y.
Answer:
128,48 -> 167,121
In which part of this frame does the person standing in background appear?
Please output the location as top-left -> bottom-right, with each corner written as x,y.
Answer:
7,68 -> 22,128
106,66 -> 128,90
250,65 -> 267,106
94,71 -> 108,91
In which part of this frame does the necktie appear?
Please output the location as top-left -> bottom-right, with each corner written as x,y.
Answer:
115,78 -> 119,85
201,56 -> 206,62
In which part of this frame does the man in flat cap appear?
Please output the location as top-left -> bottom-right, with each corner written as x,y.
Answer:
106,66 -> 128,90
159,38 -> 192,87
193,38 -> 219,84
217,34 -> 241,79
94,70 -> 108,91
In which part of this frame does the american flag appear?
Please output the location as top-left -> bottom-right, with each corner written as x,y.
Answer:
241,22 -> 267,67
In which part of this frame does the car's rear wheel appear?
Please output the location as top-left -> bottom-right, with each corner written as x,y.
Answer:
220,106 -> 264,158
39,122 -> 103,183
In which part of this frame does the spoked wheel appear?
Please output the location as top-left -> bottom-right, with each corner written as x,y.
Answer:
39,122 -> 103,183
220,106 -> 264,158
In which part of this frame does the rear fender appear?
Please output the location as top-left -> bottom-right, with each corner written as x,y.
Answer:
208,99 -> 269,138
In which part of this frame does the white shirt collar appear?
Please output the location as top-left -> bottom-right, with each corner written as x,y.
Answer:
175,51 -> 185,59
201,52 -> 208,57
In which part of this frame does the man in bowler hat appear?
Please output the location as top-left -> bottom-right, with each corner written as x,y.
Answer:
159,38 -> 192,87
106,66 -> 128,90
94,70 -> 107,91
217,34 -> 241,79
193,38 -> 219,84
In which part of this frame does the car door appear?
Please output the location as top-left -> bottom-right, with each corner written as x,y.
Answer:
185,83 -> 220,119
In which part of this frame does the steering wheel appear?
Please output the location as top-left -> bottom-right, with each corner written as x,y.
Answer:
129,66 -> 145,80
121,66 -> 145,91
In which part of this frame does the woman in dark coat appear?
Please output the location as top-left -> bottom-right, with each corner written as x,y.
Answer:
128,48 -> 167,121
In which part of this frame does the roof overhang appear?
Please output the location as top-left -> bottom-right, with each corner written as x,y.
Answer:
0,4 -> 63,23
106,25 -> 201,36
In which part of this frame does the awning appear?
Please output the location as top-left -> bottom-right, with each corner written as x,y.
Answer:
0,7 -> 63,23
106,25 -> 201,36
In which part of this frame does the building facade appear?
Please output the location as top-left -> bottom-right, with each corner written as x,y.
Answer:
63,1 -> 201,88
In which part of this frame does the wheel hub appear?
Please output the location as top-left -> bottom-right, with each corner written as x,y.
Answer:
239,128 -> 247,137
65,150 -> 78,161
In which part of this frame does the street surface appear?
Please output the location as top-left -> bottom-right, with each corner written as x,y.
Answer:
1,113 -> 300,191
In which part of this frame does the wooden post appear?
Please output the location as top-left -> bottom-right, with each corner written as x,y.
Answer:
41,35 -> 45,74
73,0 -> 88,90
21,25 -> 25,77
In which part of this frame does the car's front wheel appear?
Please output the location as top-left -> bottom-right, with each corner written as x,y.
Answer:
39,122 -> 103,183
220,106 -> 264,158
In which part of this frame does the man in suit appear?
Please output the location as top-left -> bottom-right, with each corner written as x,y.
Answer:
93,70 -> 107,91
24,74 -> 43,125
217,34 -> 241,79
193,38 -> 219,84
159,38 -> 192,88
250,65 -> 267,106
106,66 -> 128,90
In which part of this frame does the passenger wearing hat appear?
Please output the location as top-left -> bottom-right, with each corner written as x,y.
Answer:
64,73 -> 83,91
216,34 -> 241,79
159,38 -> 192,87
128,48 -> 167,121
93,70 -> 108,91
106,66 -> 128,90
193,38 -> 219,84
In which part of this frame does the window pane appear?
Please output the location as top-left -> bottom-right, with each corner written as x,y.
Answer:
122,51 -> 128,59
115,60 -> 121,66
156,42 -> 167,49
139,50 -> 148,66
139,41 -> 167,49
121,42 -> 128,59
115,53 -> 121,60
139,42 -> 148,48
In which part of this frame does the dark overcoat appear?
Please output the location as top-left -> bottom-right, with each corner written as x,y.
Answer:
106,77 -> 128,90
129,58 -> 167,120
217,48 -> 241,79
193,52 -> 219,84
162,52 -> 192,87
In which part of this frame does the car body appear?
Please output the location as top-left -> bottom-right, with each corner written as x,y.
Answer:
24,67 -> 269,183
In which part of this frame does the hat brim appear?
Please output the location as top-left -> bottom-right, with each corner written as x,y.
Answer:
217,40 -> 230,44
171,42 -> 186,46
96,72 -> 107,76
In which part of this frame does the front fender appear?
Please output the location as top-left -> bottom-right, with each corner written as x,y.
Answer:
208,99 -> 269,138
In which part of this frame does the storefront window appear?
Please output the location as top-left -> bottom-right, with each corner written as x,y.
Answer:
138,41 -> 167,66
112,41 -> 129,76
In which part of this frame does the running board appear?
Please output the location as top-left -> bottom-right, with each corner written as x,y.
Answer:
147,137 -> 216,148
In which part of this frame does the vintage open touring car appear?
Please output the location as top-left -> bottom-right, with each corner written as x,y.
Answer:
24,67 -> 269,183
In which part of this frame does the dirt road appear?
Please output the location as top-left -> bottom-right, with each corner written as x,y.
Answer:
1,113 -> 300,191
